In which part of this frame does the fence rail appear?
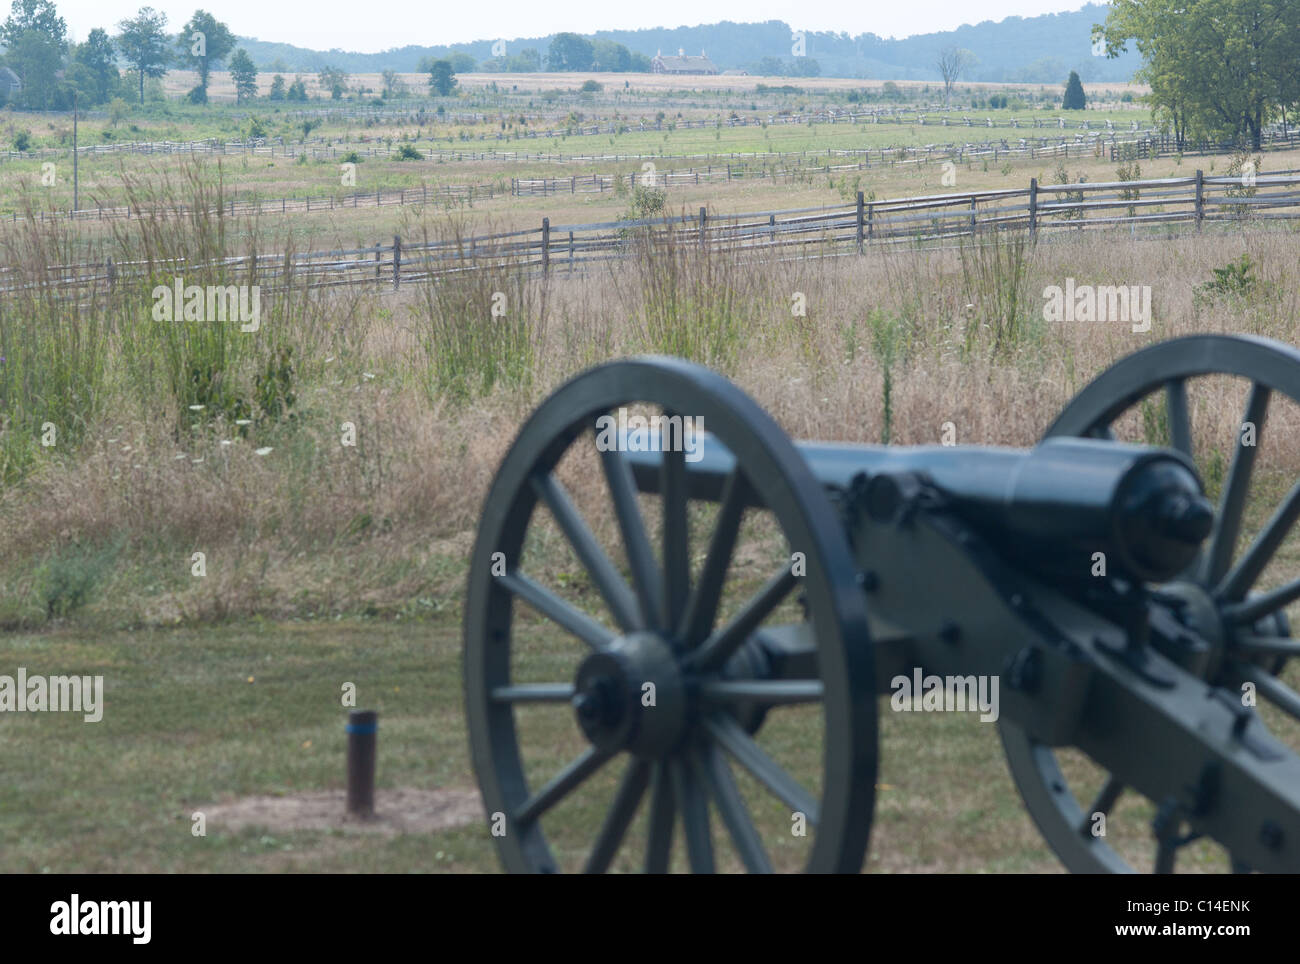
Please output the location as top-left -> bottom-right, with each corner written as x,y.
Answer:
3,169 -> 1298,296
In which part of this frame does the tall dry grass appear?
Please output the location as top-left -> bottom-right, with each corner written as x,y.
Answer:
2,174 -> 1300,628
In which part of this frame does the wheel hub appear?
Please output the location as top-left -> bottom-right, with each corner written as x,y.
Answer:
572,631 -> 688,757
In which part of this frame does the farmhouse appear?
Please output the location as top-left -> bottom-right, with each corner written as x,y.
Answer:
652,48 -> 719,75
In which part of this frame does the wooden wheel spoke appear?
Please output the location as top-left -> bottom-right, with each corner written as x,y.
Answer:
688,565 -> 799,672
599,441 -> 663,631
515,746 -> 613,827
1243,670 -> 1300,723
584,758 -> 651,874
678,469 -> 749,647
1224,576 -> 1300,625
672,754 -> 714,873
1216,479 -> 1300,601
1201,383 -> 1270,587
1166,378 -> 1193,458
490,683 -> 575,703
661,432 -> 691,632
644,760 -> 676,873
706,714 -> 819,825
1230,634 -> 1300,658
701,740 -> 773,873
497,571 -> 616,651
531,471 -> 642,632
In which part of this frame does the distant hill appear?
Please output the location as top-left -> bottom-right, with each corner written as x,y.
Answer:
237,5 -> 1141,84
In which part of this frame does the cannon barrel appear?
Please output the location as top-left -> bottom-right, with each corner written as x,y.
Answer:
619,432 -> 1212,584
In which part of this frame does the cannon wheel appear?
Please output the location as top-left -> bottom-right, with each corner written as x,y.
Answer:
464,357 -> 877,873
1001,333 -> 1300,872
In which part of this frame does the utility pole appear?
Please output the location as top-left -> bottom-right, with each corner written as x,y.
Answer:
72,90 -> 78,214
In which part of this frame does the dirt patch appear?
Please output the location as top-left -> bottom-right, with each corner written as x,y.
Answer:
200,788 -> 482,836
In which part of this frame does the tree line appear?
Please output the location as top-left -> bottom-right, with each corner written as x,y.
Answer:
0,0 -> 262,108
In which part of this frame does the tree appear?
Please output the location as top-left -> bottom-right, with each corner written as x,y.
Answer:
0,0 -> 65,47
176,9 -> 234,101
1096,0 -> 1300,149
116,7 -> 170,105
514,48 -> 541,72
286,76 -> 307,101
592,39 -> 630,71
268,73 -> 286,100
428,59 -> 456,96
936,46 -> 975,107
1,0 -> 68,109
6,28 -> 63,108
546,33 -> 594,71
68,29 -> 120,105
229,47 -> 257,103
1063,70 -> 1087,110
446,51 -> 476,73
381,68 -> 406,97
791,57 -> 821,77
318,65 -> 348,99
755,56 -> 784,76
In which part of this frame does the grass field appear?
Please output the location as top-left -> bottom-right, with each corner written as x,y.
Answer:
4,71 -> 1300,873
0,616 -> 1070,873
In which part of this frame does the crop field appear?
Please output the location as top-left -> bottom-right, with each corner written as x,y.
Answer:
4,64 -> 1300,878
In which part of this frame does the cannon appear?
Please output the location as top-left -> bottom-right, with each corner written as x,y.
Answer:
463,333 -> 1300,873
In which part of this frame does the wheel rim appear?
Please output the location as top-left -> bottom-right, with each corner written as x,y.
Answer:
464,357 -> 877,872
1001,334 -> 1300,872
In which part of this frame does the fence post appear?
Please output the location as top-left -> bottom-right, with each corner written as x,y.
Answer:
699,206 -> 707,248
393,235 -> 401,290
1194,170 -> 1204,230
768,213 -> 776,244
1028,177 -> 1038,237
541,217 -> 550,276
856,190 -> 865,252
106,257 -> 115,291
375,243 -> 381,281
867,202 -> 874,240
969,196 -> 978,236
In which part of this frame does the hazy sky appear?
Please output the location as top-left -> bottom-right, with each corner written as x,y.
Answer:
50,1 -> 1098,51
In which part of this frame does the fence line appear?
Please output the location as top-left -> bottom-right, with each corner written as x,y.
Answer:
3,169 -> 1297,296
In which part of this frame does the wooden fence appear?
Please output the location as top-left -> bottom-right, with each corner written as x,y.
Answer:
3,170 -> 1298,296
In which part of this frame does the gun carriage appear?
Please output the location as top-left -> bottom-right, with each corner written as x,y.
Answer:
463,334 -> 1300,873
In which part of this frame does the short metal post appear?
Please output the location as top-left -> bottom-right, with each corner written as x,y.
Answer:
346,710 -> 378,818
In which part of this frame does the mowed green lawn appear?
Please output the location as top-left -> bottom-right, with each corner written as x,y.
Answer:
0,611 -> 1072,873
